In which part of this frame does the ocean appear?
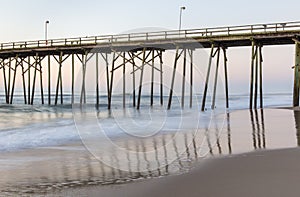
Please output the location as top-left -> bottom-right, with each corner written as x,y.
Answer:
0,92 -> 297,195
0,93 -> 292,152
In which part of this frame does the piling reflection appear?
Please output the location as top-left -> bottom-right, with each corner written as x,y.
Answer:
250,109 -> 266,150
2,109 -> 300,195
226,113 -> 232,154
294,110 -> 300,146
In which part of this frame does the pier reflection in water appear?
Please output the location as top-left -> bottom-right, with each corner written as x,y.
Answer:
0,108 -> 299,195
294,110 -> 300,146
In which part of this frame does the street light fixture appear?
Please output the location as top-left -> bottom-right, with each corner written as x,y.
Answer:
45,20 -> 49,45
179,6 -> 186,33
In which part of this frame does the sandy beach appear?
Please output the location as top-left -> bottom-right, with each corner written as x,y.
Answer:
1,108 -> 300,196
48,147 -> 300,197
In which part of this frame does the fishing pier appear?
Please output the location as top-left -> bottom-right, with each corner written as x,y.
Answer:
0,21 -> 300,110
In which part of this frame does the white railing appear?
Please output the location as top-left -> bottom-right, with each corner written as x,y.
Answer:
1,21 -> 300,51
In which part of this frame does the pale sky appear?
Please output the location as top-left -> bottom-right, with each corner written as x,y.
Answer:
0,0 -> 299,94
0,0 -> 299,42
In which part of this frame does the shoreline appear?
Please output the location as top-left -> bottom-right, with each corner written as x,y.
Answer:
1,107 -> 300,196
46,147 -> 300,197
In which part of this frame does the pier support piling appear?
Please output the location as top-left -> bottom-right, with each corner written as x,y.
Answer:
202,44 -> 230,111
131,52 -> 136,107
108,53 -> 116,110
211,47 -> 221,110
181,49 -> 187,109
7,58 -> 12,104
31,54 -> 39,105
189,49 -> 193,108
223,47 -> 229,109
40,58 -> 44,105
160,50 -> 164,106
2,63 -> 8,104
123,52 -> 126,108
80,52 -> 88,104
294,41 -> 300,107
250,41 -> 256,109
168,47 -> 180,110
48,55 -> 51,105
250,41 -> 264,109
99,53 -> 110,107
10,56 -> 18,104
21,61 -> 27,104
71,54 -> 75,104
27,57 -> 31,105
259,46 -> 264,108
137,48 -> 147,110
96,53 -> 100,108
201,43 -> 215,111
151,50 -> 155,106
55,53 -> 62,105
254,46 -> 259,109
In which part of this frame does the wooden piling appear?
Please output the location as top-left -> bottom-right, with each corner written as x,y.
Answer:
28,57 -> 31,104
160,50 -> 163,106
96,53 -> 99,107
123,52 -> 126,108
55,58 -> 60,105
131,53 -> 136,107
254,45 -> 259,109
250,40 -> 256,109
2,63 -> 8,104
189,49 -> 193,108
71,54 -> 75,104
7,57 -> 11,104
201,43 -> 215,111
108,53 -> 116,110
31,54 -> 38,105
10,57 -> 18,104
168,47 -> 180,110
48,55 -> 51,105
211,47 -> 221,109
181,48 -> 187,109
80,54 -> 86,104
40,59 -> 44,105
151,50 -> 155,106
21,61 -> 27,104
59,55 -> 64,105
223,47 -> 229,109
55,52 -> 63,105
259,45 -> 263,108
137,48 -> 146,110
104,53 -> 110,107
293,42 -> 300,107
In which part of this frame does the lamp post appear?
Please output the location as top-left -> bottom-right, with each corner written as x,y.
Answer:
179,6 -> 186,33
45,20 -> 49,45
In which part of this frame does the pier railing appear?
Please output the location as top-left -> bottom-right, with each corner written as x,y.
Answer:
1,21 -> 300,50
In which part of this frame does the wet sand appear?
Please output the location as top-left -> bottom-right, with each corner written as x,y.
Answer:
2,108 -> 300,196
49,148 -> 300,197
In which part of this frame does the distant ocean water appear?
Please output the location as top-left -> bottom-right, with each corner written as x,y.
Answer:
0,92 -> 293,153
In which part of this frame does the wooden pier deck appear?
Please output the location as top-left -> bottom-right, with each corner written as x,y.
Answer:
0,21 -> 300,109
